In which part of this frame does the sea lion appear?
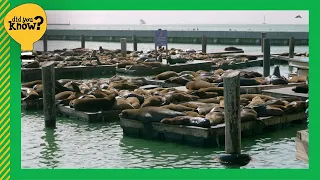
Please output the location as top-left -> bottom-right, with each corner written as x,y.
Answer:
164,92 -> 199,104
22,80 -> 42,88
292,85 -> 308,93
240,94 -> 275,102
126,97 -> 141,109
188,91 -> 218,99
225,47 -> 242,51
247,96 -> 265,108
155,71 -> 179,80
196,87 -> 224,96
186,80 -> 216,90
90,90 -> 109,98
22,90 -> 40,101
240,108 -> 258,122
73,94 -> 116,112
23,60 -> 40,68
196,103 -> 220,115
112,98 -> 135,110
160,116 -> 190,125
162,104 -> 195,112
217,78 -> 261,87
280,97 -> 302,102
240,71 -> 262,78
123,93 -> 145,104
288,75 -> 307,83
253,105 -> 284,117
205,107 -> 225,125
141,96 -> 165,107
265,66 -> 288,85
55,91 -> 73,100
198,97 -> 221,104
184,111 -> 204,117
187,116 -> 211,128
120,107 -> 185,123
164,76 -> 191,86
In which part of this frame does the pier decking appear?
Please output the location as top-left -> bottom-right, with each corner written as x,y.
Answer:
296,129 -> 309,163
22,65 -> 116,82
262,86 -> 308,101
120,112 -> 307,147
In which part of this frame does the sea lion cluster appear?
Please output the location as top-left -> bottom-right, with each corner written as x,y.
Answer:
153,66 -> 307,87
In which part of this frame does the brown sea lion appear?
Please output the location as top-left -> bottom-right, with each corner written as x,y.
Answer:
165,76 -> 191,86
22,80 -> 42,88
288,75 -> 307,83
184,111 -> 204,117
205,107 -> 225,125
280,97 -> 302,102
90,90 -> 109,98
162,104 -> 195,112
73,94 -> 116,112
141,96 -> 165,107
240,94 -> 275,102
126,97 -> 141,109
196,103 -> 220,115
23,60 -> 40,68
292,85 -> 308,94
55,91 -> 73,100
22,90 -> 40,101
188,91 -> 218,99
161,116 -> 211,128
155,71 -> 179,80
112,98 -> 135,110
198,97 -> 221,104
196,87 -> 224,96
247,96 -> 265,108
120,107 -> 185,122
186,80 -> 216,90
253,105 -> 284,117
240,108 -> 258,122
165,92 -> 199,104
160,116 -> 189,125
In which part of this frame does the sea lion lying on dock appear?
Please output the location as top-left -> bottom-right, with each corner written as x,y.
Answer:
292,84 -> 308,93
72,94 -> 116,112
120,107 -> 185,123
155,71 -> 179,80
264,66 -> 288,85
205,107 -> 225,125
186,80 -> 216,90
161,116 -> 211,128
217,77 -> 261,87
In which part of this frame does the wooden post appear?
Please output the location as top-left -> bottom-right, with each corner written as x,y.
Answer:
81,34 -> 85,48
223,70 -> 241,154
261,32 -> 266,52
41,61 -> 56,129
121,38 -> 127,57
133,35 -> 137,51
289,36 -> 295,58
43,33 -> 48,52
202,35 -> 207,53
263,38 -> 271,77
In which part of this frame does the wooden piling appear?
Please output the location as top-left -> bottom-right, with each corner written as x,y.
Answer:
263,38 -> 271,77
121,38 -> 127,57
133,35 -> 137,51
81,34 -> 85,48
43,33 -> 48,52
261,32 -> 266,52
202,35 -> 207,53
289,36 -> 295,58
41,61 -> 56,128
223,70 -> 241,154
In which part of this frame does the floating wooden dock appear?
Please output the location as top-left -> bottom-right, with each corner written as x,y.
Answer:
120,112 -> 307,147
116,60 -> 213,76
296,129 -> 309,163
146,79 -> 183,88
196,49 -> 244,55
173,83 -> 305,94
56,105 -> 122,123
262,86 -> 308,101
21,99 -> 43,110
22,65 -> 116,82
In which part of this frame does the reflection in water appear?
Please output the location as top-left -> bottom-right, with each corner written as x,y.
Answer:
40,128 -> 60,168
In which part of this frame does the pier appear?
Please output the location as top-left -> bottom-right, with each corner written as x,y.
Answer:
43,29 -> 309,46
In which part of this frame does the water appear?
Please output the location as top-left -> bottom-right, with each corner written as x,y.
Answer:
22,110 -> 308,169
47,24 -> 308,32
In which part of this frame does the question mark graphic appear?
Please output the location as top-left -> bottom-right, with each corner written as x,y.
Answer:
34,16 -> 44,30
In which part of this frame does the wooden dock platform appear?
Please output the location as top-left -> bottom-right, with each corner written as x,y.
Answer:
196,49 -> 244,55
262,86 -> 308,101
56,105 -> 122,123
21,99 -> 43,110
116,60 -> 213,76
22,65 -> 116,82
120,112 -> 307,147
173,83 -> 305,94
296,129 -> 309,163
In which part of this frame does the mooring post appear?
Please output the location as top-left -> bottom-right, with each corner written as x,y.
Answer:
133,35 -> 137,51
217,70 -> 251,167
121,38 -> 127,57
263,38 -> 271,77
223,70 -> 241,154
202,35 -> 207,53
289,36 -> 295,58
41,61 -> 56,129
43,33 -> 48,52
81,34 -> 85,48
261,32 -> 266,52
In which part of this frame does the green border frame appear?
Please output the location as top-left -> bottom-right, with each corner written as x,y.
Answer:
1,0 -> 316,179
